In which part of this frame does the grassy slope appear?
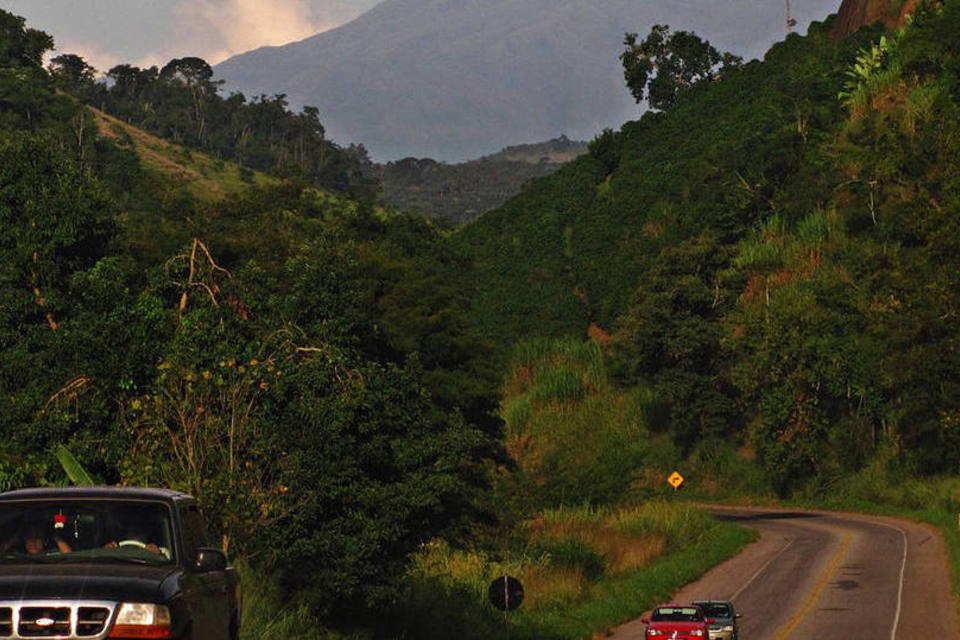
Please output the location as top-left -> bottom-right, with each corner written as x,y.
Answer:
89,107 -> 279,202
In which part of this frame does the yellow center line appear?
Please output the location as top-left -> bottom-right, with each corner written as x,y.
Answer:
772,532 -> 853,640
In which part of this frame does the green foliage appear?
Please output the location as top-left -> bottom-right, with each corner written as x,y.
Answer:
238,561 -> 363,640
47,48 -> 378,200
0,12 -> 504,629
398,505 -> 753,640
457,6 -> 960,508
529,367 -> 585,404
0,131 -> 126,482
500,338 -> 649,508
54,445 -> 96,485
610,233 -> 737,451
0,10 -> 52,67
838,34 -> 904,116
458,18 -> 858,355
620,24 -> 742,111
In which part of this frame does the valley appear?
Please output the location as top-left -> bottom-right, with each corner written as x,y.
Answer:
2,0 -> 960,638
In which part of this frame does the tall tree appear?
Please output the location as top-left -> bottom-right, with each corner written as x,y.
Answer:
621,24 -> 742,111
159,57 -> 220,144
48,53 -> 97,99
0,10 -> 52,67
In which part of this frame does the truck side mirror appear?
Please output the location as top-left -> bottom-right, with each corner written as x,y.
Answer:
193,547 -> 227,572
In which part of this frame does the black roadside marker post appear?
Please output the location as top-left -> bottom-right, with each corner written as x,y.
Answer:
488,575 -> 524,638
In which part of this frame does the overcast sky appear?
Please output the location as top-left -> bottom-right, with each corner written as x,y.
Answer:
1,0 -> 382,73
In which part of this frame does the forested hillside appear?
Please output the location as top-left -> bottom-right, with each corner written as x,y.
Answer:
458,1 -> 960,493
48,51 -> 377,201
6,1 -> 960,638
0,8 -> 503,629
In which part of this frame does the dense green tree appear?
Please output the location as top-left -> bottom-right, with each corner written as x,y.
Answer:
621,24 -> 742,111
112,226 -> 499,616
0,10 -> 51,67
610,234 -> 737,451
0,132 -> 125,481
0,10 -> 81,134
48,53 -> 97,99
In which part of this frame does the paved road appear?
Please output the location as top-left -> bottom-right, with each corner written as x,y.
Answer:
608,507 -> 959,639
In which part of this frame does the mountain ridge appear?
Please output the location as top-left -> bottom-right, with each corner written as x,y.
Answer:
214,0 -> 841,162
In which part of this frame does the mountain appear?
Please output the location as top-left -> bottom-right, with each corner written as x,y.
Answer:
214,0 -> 841,162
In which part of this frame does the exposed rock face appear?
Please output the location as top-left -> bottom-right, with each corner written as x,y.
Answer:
832,0 -> 920,39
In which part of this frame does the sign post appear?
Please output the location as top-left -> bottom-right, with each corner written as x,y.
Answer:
488,575 -> 524,639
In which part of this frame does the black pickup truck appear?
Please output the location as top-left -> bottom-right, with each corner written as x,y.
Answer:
0,486 -> 240,639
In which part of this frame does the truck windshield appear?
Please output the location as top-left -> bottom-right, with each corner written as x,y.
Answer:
0,500 -> 174,564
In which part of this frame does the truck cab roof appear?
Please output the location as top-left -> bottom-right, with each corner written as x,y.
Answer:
0,486 -> 193,503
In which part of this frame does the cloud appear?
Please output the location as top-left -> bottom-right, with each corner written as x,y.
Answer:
173,0 -> 330,64
50,38 -> 124,76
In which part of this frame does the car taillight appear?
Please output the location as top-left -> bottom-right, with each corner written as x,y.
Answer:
107,603 -> 171,638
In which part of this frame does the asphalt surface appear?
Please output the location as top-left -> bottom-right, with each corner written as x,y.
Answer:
608,507 -> 959,639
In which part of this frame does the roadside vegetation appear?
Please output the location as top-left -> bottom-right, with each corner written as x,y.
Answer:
460,2 -> 960,499
5,1 -> 960,639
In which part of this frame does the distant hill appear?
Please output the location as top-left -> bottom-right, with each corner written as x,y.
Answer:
214,0 -> 841,162
376,136 -> 587,222
480,136 -> 588,165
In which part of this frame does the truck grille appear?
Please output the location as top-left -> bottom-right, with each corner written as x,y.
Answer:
0,602 -> 115,639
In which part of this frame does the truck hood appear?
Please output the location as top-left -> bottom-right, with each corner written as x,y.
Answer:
0,562 -> 177,602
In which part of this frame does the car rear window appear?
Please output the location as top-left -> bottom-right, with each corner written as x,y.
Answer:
700,602 -> 733,618
652,606 -> 703,622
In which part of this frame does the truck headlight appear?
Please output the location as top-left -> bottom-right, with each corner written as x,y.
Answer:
108,603 -> 171,638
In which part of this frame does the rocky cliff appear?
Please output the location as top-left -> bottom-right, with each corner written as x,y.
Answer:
832,0 -> 922,38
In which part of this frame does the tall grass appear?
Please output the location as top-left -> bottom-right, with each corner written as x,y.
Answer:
501,338 -> 650,507
237,562 -> 361,640
510,337 -> 605,392
399,503 -> 753,639
531,367 -> 585,404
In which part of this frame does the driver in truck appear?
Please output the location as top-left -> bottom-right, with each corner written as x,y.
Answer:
104,526 -> 163,556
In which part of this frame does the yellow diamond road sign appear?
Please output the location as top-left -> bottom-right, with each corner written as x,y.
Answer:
667,471 -> 684,490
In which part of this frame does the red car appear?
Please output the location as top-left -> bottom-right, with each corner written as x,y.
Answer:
641,604 -> 715,638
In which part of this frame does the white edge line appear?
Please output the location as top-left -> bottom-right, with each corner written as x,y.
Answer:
730,537 -> 795,602
869,520 -> 907,640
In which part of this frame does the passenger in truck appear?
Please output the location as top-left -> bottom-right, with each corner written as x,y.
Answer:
22,525 -> 71,555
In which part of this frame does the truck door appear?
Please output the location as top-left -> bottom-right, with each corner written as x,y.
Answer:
179,503 -> 230,639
